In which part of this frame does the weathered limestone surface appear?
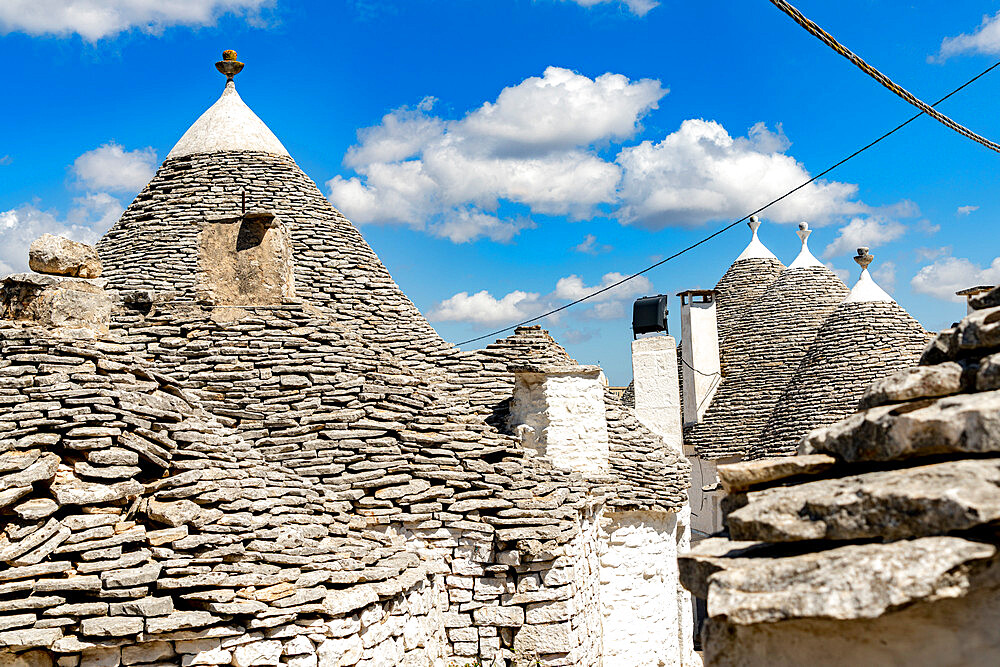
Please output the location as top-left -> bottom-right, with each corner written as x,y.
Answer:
717,454 -> 836,493
684,286 -> 1000,667
706,537 -> 999,624
28,234 -> 102,278
858,362 -> 964,409
1,274 -> 110,333
802,390 -> 1000,462
728,458 -> 1000,542
702,585 -> 1000,667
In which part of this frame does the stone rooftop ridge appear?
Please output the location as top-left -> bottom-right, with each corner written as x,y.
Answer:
680,286 -> 1000,665
685,264 -> 849,459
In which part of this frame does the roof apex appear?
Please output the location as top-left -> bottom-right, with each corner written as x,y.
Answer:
734,215 -> 779,262
787,221 -> 823,270
167,78 -> 289,159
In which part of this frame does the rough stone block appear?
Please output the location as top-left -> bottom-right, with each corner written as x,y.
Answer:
28,234 -> 102,278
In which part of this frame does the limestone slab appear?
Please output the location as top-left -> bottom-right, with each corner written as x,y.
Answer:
728,458 -> 1000,543
706,536 -> 998,625
717,454 -> 837,493
802,389 -> 1000,462
29,235 -> 102,278
858,362 -> 963,409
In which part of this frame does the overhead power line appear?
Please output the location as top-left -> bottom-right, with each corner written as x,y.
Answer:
454,59 -> 1000,347
769,0 -> 1000,154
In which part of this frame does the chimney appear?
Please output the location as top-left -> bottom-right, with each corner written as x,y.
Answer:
508,363 -> 610,476
630,335 -> 683,455
677,290 -> 721,425
956,285 -> 996,314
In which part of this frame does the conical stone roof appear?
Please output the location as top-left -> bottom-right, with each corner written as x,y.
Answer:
751,300 -> 930,458
98,77 -> 452,371
751,250 -> 930,457
685,263 -> 849,459
712,219 -> 785,370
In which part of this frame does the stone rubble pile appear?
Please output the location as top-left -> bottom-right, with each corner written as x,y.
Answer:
679,285 -> 1000,667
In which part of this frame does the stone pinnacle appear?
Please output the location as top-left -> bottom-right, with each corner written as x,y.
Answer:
215,49 -> 244,82
854,247 -> 873,271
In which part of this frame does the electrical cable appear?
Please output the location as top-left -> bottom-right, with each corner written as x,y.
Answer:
769,0 -> 1000,154
455,59 -> 1000,347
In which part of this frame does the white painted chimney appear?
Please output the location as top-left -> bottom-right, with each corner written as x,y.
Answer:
678,290 -> 721,426
508,364 -> 610,476
630,335 -> 683,455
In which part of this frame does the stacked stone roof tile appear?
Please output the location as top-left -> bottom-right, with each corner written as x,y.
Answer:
685,265 -> 849,459
751,300 -> 931,458
0,323 -> 426,652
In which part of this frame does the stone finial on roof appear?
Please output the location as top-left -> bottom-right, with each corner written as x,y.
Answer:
216,49 -> 244,81
787,221 -> 824,269
844,246 -> 893,303
735,215 -> 779,262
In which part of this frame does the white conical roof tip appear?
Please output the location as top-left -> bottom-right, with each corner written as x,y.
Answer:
845,246 -> 894,303
166,51 -> 289,160
735,214 -> 779,261
788,221 -> 823,269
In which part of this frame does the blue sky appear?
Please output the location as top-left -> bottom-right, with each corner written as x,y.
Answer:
2,1 -> 1000,383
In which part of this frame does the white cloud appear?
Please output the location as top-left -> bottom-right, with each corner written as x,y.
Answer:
911,255 -> 1000,301
936,12 -> 1000,61
915,245 -> 952,261
429,271 -> 653,326
432,209 -> 535,244
0,0 -> 270,41
332,69 -> 873,242
873,260 -> 897,293
553,271 -> 652,305
0,142 -> 134,275
428,290 -> 545,325
822,216 -> 906,259
957,205 -> 979,215
329,66 -> 665,243
574,233 -> 612,254
615,119 -> 864,229
564,0 -> 659,17
0,155 -> 11,166
72,142 -> 157,194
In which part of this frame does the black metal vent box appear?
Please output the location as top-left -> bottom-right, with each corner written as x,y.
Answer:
632,295 -> 669,338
